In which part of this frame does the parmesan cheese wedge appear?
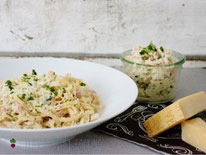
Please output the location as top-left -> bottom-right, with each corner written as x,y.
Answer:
181,118 -> 206,153
144,91 -> 206,137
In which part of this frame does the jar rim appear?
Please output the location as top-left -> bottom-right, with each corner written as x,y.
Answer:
120,49 -> 186,67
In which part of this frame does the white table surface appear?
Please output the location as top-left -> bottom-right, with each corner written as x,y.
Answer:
0,67 -> 205,154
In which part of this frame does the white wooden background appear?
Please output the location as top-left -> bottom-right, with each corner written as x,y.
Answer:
0,0 -> 205,55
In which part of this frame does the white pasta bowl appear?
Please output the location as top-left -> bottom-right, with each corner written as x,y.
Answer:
0,58 -> 138,147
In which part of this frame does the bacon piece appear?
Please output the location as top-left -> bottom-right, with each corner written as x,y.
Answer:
48,71 -> 54,77
76,90 -> 81,98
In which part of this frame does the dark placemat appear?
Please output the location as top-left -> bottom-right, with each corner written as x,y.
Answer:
94,102 -> 206,154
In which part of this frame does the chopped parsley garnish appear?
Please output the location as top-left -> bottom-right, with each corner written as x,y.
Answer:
53,72 -> 57,80
54,91 -> 58,96
35,104 -> 43,108
141,57 -> 148,61
63,88 -> 66,93
21,93 -> 26,99
22,74 -> 32,85
80,82 -> 86,86
147,42 -> 157,51
6,113 -> 15,120
147,43 -> 153,50
45,85 -> 51,90
160,46 -> 164,52
72,94 -> 75,97
50,86 -> 55,92
147,69 -> 152,71
45,86 -> 55,92
46,96 -> 52,101
157,56 -> 162,59
28,96 -> 34,101
6,80 -> 14,91
170,85 -> 173,88
34,78 -> 39,81
22,74 -> 30,80
32,69 -> 37,75
139,50 -> 147,55
135,75 -> 139,78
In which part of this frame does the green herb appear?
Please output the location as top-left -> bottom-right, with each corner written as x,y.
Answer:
72,94 -> 75,97
22,74 -> 32,85
54,91 -> 58,96
170,85 -> 173,88
35,104 -> 43,108
54,123 -> 57,127
21,93 -> 26,99
147,69 -> 152,71
5,80 -> 14,91
80,82 -> 86,86
46,96 -> 52,101
54,73 -> 57,81
10,91 -> 14,94
32,69 -> 37,75
135,75 -> 139,78
6,113 -> 15,120
160,82 -> 162,85
45,85 -> 51,90
147,43 -> 153,50
157,56 -> 162,59
34,78 -> 39,81
63,88 -> 66,93
22,74 -> 30,80
147,42 -> 157,51
160,46 -> 164,52
141,57 -> 148,61
139,50 -> 147,55
50,86 -> 55,92
28,96 -> 34,101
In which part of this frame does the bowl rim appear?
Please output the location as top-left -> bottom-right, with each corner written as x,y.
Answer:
120,49 -> 186,67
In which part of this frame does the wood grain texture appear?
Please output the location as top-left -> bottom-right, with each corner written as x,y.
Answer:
0,0 -> 205,55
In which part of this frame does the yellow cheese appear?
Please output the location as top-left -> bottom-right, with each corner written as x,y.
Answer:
144,91 -> 206,137
181,118 -> 206,153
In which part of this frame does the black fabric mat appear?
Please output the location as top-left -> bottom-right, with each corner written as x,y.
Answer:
94,102 -> 205,154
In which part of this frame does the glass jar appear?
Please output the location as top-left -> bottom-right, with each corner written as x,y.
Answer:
120,50 -> 186,104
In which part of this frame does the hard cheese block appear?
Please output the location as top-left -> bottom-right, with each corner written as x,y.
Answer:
144,91 -> 206,137
181,118 -> 206,153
